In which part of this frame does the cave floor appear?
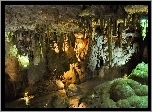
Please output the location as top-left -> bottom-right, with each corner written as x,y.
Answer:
5,76 -> 117,108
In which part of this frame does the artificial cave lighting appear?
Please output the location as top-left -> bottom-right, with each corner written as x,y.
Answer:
20,92 -> 34,105
141,19 -> 147,23
18,54 -> 30,67
24,92 -> 28,97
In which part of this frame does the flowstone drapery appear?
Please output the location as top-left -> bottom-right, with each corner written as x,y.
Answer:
85,31 -> 138,77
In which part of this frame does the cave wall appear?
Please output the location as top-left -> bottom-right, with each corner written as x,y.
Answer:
5,56 -> 28,101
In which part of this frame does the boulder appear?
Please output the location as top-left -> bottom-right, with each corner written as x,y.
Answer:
66,84 -> 82,97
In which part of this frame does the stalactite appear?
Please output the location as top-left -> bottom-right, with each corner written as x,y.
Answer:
39,29 -> 44,60
112,18 -> 117,36
50,32 -> 54,44
34,41 -> 40,65
47,34 -> 49,45
54,31 -> 58,43
63,33 -> 66,51
67,33 -> 70,47
84,17 -> 87,28
70,32 -> 75,48
132,14 -> 135,30
118,23 -> 123,48
100,18 -> 104,30
39,29 -> 43,61
107,17 -> 112,68
59,33 -> 63,52
87,17 -> 91,38
13,31 -> 17,43
86,18 -> 89,29
124,18 -> 126,27
134,14 -> 138,31
26,30 -> 30,56
46,25 -> 50,44
32,27 -> 41,65
127,14 -> 132,27
83,28 -> 86,39
41,29 -> 46,61
78,17 -> 82,27
91,17 -> 95,41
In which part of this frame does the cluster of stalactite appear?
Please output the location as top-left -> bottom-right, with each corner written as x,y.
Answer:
5,13 -> 146,73
7,24 -> 77,65
5,5 -> 148,68
6,9 -> 148,70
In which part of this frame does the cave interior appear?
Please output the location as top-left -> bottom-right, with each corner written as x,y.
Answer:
4,5 -> 149,108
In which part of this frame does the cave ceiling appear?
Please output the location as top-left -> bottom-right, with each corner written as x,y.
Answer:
5,5 -> 147,33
